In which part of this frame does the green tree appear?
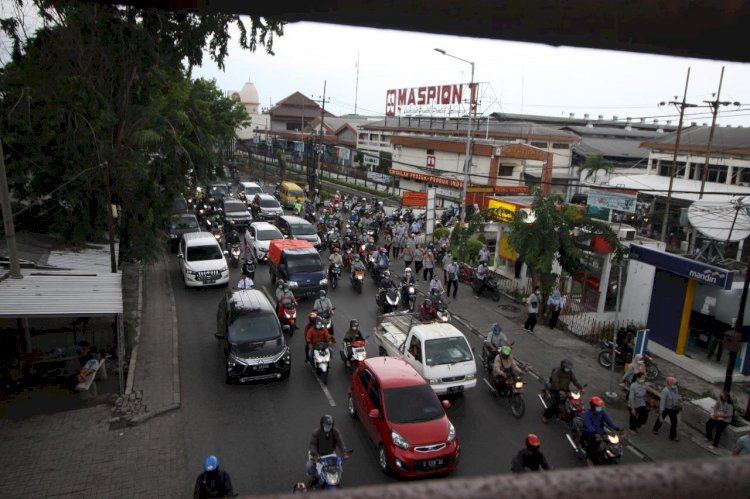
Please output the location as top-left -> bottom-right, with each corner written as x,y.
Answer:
506,190 -> 624,292
0,1 -> 282,261
578,153 -> 614,183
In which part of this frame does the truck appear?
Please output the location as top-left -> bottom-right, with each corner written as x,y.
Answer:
373,312 -> 477,397
268,239 -> 328,298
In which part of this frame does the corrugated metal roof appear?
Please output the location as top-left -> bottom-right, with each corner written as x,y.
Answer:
0,244 -> 122,318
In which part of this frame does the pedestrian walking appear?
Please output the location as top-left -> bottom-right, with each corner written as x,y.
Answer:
705,391 -> 734,448
391,233 -> 402,259
414,244 -> 424,274
423,248 -> 435,281
441,250 -> 453,282
523,287 -> 541,332
627,372 -> 649,434
383,232 -> 393,258
402,245 -> 415,271
478,245 -> 490,266
547,288 -> 564,329
445,261 -> 459,299
653,376 -> 681,441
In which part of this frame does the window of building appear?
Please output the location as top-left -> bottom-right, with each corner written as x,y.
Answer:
658,162 -> 686,178
552,143 -> 569,150
497,164 -> 514,176
530,142 -> 547,149
740,168 -> 750,185
359,133 -> 366,140
426,149 -> 435,155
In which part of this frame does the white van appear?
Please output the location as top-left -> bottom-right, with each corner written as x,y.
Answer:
177,232 -> 230,288
239,181 -> 263,206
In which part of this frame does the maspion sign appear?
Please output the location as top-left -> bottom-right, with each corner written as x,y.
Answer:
386,83 -> 477,117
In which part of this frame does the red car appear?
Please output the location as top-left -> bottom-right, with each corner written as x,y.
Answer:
347,357 -> 459,477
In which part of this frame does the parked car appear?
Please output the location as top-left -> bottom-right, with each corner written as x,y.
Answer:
238,181 -> 264,205
167,213 -> 201,252
276,215 -> 322,250
244,221 -> 283,262
214,289 -> 291,384
347,357 -> 459,478
221,198 -> 252,230
177,232 -> 230,288
170,195 -> 189,215
250,193 -> 284,221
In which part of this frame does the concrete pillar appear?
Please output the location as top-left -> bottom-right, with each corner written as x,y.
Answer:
646,157 -> 653,175
727,163 -> 734,185
683,159 -> 691,179
597,254 -> 613,314
737,239 -> 745,262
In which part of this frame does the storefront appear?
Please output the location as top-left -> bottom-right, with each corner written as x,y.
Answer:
628,244 -> 750,375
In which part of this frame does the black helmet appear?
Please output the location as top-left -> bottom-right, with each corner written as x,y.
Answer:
320,414 -> 334,433
561,359 -> 573,371
423,298 -> 432,307
350,319 -> 359,330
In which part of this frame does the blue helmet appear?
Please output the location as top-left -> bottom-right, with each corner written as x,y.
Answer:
203,455 -> 219,472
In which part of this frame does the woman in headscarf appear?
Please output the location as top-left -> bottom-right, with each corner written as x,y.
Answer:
547,288 -> 564,329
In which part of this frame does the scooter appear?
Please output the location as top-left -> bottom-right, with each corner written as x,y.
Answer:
278,299 -> 297,335
473,275 -> 501,301
229,242 -> 241,267
538,386 -> 586,428
308,451 -> 352,491
340,335 -> 367,370
311,340 -> 332,384
597,342 -> 659,380
329,264 -> 343,290
430,289 -> 451,322
242,258 -> 256,280
402,283 -> 417,312
566,426 -> 623,465
377,287 -> 401,314
350,269 -> 365,294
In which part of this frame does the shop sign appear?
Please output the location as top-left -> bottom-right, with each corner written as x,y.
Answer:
426,155 -> 436,168
494,144 -> 548,161
494,186 -> 530,194
363,153 -> 380,167
402,191 -> 428,207
629,244 -> 734,289
385,82 -> 477,117
487,199 -> 519,222
467,186 -> 494,193
388,169 -> 462,188
588,188 -> 637,213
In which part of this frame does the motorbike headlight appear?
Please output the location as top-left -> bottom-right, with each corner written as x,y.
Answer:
319,278 -> 328,285
391,430 -> 410,450
214,233 -> 221,240
514,380 -> 525,389
408,286 -> 415,293
608,434 -> 620,444
447,422 -> 456,443
288,281 -> 299,288
356,274 -> 364,280
170,234 -> 179,239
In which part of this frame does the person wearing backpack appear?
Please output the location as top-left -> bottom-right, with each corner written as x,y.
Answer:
445,260 -> 459,298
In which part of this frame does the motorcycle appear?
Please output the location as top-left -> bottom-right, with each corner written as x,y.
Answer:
597,341 -> 659,380
538,386 -> 586,427
278,298 -> 297,335
309,451 -> 351,491
311,340 -> 332,384
429,289 -> 451,322
401,283 -> 417,312
318,310 -> 335,338
350,268 -> 365,294
342,247 -> 354,268
229,242 -> 241,267
340,336 -> 367,370
377,287 -> 401,314
473,275 -> 501,301
457,262 -> 474,283
481,349 -> 526,418
329,263 -> 343,289
242,257 -> 256,279
566,426 -> 623,465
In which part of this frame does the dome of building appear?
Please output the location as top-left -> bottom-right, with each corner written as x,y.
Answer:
238,80 -> 260,113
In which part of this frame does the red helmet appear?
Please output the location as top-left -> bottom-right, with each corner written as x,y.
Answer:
590,396 -> 606,409
379,247 -> 386,253
525,434 -> 541,448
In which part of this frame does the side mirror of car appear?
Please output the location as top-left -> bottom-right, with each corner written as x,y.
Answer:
214,332 -> 226,340
442,399 -> 452,410
368,409 -> 380,419
223,250 -> 229,256
177,253 -> 184,259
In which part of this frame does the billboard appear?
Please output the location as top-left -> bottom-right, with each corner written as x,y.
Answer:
587,188 -> 637,213
402,191 -> 428,207
386,82 -> 477,117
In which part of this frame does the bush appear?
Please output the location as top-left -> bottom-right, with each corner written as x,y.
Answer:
433,227 -> 450,240
465,239 -> 484,264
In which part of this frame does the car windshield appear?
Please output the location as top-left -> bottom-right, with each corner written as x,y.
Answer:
245,186 -> 262,195
290,223 -> 316,235
257,228 -> 283,240
286,254 -> 322,273
228,312 -> 280,343
260,198 -> 280,208
186,244 -> 223,261
170,216 -> 199,230
424,337 -> 473,366
289,190 -> 304,198
209,186 -> 228,196
383,385 -> 444,424
224,202 -> 247,212
172,198 -> 187,212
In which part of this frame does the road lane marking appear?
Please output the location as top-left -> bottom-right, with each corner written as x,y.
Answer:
627,444 -> 647,460
317,376 -> 337,407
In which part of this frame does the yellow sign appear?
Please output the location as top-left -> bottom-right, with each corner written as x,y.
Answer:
467,186 -> 494,193
498,235 -> 518,262
487,199 -> 518,222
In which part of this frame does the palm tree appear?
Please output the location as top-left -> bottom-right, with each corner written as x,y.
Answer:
578,154 -> 614,183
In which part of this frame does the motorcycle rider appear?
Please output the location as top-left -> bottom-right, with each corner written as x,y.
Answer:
342,319 -> 363,368
400,267 -> 417,306
194,455 -> 234,499
275,281 -> 297,317
510,434 -> 552,473
374,247 -> 390,279
377,270 -> 398,311
225,221 -> 241,247
581,396 -> 620,465
473,261 -> 489,296
328,247 -> 344,280
235,270 -> 254,290
350,254 -> 367,278
418,298 -> 437,322
492,346 -> 525,390
305,316 -> 333,364
484,323 -> 511,370
306,415 -> 349,489
429,275 -> 445,297
293,199 -> 303,216
313,290 -> 336,337
541,359 -> 583,423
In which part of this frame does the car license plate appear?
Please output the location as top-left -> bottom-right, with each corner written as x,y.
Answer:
448,385 -> 464,393
203,278 -> 216,284
426,459 -> 443,468
253,364 -> 269,371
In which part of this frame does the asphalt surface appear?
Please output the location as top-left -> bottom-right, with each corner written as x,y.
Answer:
171,209 -> 641,495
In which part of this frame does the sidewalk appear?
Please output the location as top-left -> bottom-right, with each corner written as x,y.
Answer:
404,267 -> 748,462
0,252 -> 186,498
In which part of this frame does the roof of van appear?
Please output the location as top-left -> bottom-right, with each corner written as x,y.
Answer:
240,181 -> 261,187
182,232 -> 220,244
281,181 -> 303,188
228,289 -> 275,313
279,215 -> 311,224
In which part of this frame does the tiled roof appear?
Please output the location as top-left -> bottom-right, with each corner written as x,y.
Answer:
363,117 -> 579,140
574,137 -> 651,159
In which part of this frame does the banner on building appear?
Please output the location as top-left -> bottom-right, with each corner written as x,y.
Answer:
363,153 -> 380,167
402,191 -> 428,207
385,82 -> 478,117
367,172 -> 391,184
587,188 -> 637,213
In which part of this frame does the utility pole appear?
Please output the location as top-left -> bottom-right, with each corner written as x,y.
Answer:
354,50 -> 360,116
0,133 -> 22,278
310,82 -> 330,198
659,68 -> 696,244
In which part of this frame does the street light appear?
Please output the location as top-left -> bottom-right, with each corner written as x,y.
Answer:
434,48 -> 474,224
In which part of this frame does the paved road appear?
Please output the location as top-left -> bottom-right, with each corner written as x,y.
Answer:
171,211 -> 641,495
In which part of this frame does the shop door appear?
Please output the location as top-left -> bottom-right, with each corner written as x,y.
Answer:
647,269 -> 688,351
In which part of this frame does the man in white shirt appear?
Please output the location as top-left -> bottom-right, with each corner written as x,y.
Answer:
236,270 -> 254,290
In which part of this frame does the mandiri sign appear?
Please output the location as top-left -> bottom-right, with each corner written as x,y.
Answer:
629,244 -> 734,290
587,188 -> 637,213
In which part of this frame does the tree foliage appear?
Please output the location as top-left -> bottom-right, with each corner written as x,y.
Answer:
506,190 -> 625,290
0,1 -> 283,261
577,153 -> 614,183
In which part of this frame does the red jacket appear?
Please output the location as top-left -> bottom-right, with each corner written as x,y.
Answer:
305,326 -> 332,346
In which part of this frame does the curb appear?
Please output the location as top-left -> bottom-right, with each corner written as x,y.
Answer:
164,253 -> 181,407
124,265 -> 143,395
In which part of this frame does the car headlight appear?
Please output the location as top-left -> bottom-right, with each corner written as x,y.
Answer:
447,422 -> 456,443
319,278 -> 328,285
220,266 -> 228,273
429,378 -> 441,385
288,281 -> 299,288
465,373 -> 475,381
170,234 -> 179,239
226,357 -> 237,369
391,430 -> 410,450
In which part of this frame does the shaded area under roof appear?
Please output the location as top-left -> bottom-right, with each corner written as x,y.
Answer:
607,175 -> 750,202
363,117 -> 579,140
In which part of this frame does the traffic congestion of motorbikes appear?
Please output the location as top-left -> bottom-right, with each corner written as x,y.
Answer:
184,171 -> 653,494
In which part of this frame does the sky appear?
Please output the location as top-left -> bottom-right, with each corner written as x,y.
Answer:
193,21 -> 750,128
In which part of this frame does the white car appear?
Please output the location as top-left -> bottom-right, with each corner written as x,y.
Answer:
244,221 -> 284,262
177,232 -> 230,288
